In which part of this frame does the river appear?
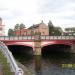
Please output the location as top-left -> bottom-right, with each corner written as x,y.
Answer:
12,52 -> 75,75
8,45 -> 75,75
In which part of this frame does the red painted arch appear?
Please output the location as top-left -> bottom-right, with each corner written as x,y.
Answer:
4,41 -> 34,48
42,40 -> 72,47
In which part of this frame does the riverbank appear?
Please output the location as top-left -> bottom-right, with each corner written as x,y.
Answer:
0,64 -> 3,75
0,49 -> 13,75
17,61 -> 35,75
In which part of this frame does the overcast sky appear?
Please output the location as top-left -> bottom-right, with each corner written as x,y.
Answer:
0,0 -> 75,35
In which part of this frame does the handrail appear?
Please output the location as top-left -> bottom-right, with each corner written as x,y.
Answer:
0,42 -> 24,75
0,36 -> 75,40
0,36 -> 34,40
41,36 -> 75,40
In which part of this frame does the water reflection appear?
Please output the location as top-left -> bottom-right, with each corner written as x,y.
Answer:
34,56 -> 41,75
14,53 -> 75,75
42,53 -> 75,75
8,45 -> 75,75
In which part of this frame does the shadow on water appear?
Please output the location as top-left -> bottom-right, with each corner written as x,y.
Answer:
34,56 -> 42,75
41,44 -> 75,64
7,45 -> 34,63
14,53 -> 33,63
7,44 -> 75,75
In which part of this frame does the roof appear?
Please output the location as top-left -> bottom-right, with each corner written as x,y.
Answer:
28,21 -> 46,29
28,24 -> 39,29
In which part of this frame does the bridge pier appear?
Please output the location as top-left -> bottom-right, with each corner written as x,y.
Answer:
34,35 -> 41,55
71,42 -> 75,53
34,41 -> 41,55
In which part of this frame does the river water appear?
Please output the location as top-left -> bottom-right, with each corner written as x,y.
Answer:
8,45 -> 75,75
13,52 -> 75,75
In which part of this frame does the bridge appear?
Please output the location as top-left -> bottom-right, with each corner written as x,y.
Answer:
0,35 -> 75,55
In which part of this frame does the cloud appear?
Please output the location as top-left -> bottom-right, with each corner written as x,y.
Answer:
36,0 -> 75,28
37,0 -> 75,13
0,0 -> 75,35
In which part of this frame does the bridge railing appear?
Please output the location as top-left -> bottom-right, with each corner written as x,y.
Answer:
0,36 -> 34,40
0,36 -> 75,40
41,36 -> 75,40
0,42 -> 24,75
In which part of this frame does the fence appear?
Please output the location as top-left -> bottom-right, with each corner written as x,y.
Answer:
41,36 -> 75,40
0,36 -> 75,41
0,41 -> 24,75
0,36 -> 34,40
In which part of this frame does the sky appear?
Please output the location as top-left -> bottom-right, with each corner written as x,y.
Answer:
0,0 -> 75,35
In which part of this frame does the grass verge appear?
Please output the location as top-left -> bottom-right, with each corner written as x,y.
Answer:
0,50 -> 13,75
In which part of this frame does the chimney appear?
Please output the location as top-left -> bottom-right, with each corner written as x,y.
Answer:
41,20 -> 43,23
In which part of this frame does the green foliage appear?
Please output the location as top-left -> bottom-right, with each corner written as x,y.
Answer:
53,29 -> 62,36
20,23 -> 25,29
8,29 -> 15,36
48,20 -> 62,36
8,23 -> 25,36
14,24 -> 20,30
0,50 -> 13,75
14,23 -> 25,30
48,20 -> 55,35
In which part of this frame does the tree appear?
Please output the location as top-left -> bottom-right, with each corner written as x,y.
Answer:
48,20 -> 63,36
20,23 -> 25,29
48,20 -> 55,35
54,28 -> 62,36
8,29 -> 15,36
19,23 -> 25,36
14,24 -> 20,30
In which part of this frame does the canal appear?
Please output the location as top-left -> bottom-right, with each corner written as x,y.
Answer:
8,45 -> 75,75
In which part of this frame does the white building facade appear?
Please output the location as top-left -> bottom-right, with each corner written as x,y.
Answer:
0,18 -> 5,36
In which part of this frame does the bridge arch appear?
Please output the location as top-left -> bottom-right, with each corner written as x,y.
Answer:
7,45 -> 34,61
41,40 -> 72,47
41,44 -> 71,56
4,41 -> 34,56
4,41 -> 34,48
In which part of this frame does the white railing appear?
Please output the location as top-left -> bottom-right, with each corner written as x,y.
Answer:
0,42 -> 24,75
0,36 -> 75,41
0,36 -> 34,41
41,36 -> 75,40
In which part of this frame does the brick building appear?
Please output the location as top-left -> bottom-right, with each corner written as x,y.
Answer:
14,28 -> 27,36
27,21 -> 49,35
12,21 -> 49,36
